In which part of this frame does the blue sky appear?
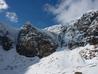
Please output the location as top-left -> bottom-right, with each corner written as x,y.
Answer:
0,0 -> 98,28
0,0 -> 58,28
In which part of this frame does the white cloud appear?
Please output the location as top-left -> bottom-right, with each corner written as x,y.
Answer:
0,0 -> 18,23
46,0 -> 98,24
0,0 -> 8,10
6,12 -> 18,23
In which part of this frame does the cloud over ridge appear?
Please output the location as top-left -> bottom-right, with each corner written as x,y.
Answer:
45,0 -> 98,24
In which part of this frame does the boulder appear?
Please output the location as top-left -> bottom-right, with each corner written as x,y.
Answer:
75,72 -> 82,74
16,22 -> 57,58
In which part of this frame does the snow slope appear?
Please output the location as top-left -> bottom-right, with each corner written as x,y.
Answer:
0,44 -> 98,74
44,24 -> 64,34
25,45 -> 98,74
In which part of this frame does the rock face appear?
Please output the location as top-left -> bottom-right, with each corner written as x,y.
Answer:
16,22 -> 57,58
0,23 -> 13,51
74,11 -> 98,45
1,11 -> 98,57
60,11 -> 98,49
1,35 -> 13,51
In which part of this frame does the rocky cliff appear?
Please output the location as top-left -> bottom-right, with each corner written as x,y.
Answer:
1,11 -> 98,58
16,22 -> 58,58
58,11 -> 98,49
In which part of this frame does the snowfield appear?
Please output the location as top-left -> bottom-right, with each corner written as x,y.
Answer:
0,44 -> 98,74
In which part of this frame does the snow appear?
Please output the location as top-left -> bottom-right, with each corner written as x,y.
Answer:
1,11 -> 98,74
0,44 -> 98,74
44,24 -> 63,34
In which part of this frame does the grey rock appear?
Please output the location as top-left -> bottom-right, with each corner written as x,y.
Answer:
16,22 -> 58,58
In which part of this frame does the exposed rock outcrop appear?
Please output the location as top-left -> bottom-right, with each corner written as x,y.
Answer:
0,23 -> 13,51
16,22 -> 58,58
60,11 -> 98,49
1,35 -> 13,51
1,11 -> 98,58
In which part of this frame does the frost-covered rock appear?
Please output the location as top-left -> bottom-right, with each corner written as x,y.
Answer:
58,11 -> 98,49
1,36 -> 13,51
16,22 -> 58,58
79,45 -> 98,60
0,23 -> 13,50
86,17 -> 98,44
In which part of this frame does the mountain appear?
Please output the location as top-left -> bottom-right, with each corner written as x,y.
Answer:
16,22 -> 58,58
0,10 -> 98,74
0,23 -> 19,50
